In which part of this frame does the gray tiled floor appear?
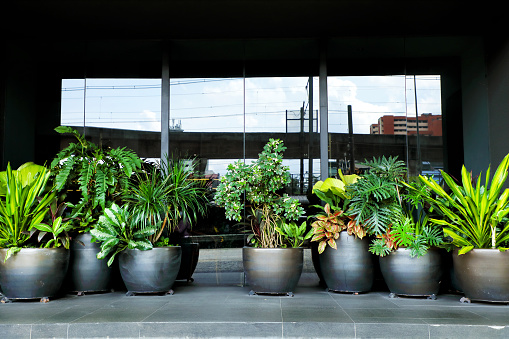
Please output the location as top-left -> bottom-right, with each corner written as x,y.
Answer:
1,278 -> 509,339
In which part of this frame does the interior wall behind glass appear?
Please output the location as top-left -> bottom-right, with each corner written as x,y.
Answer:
327,75 -> 443,179
60,78 -> 162,160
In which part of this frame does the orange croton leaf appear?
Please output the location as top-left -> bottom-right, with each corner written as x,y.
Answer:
318,240 -> 327,254
382,232 -> 397,250
327,238 -> 337,250
324,204 -> 331,215
311,233 -> 325,242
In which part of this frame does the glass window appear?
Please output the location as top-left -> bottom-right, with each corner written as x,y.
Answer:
327,75 -> 443,179
60,78 -> 161,160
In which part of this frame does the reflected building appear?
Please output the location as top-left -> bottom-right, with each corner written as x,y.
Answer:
370,114 -> 442,136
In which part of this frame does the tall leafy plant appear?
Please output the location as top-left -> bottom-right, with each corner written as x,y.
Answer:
413,153 -> 509,254
215,139 -> 304,248
51,126 -> 142,230
0,163 -> 56,260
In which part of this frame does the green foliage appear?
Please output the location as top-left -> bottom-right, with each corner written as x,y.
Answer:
90,203 -> 156,266
160,156 -> 209,237
371,215 -> 444,257
275,220 -> 313,248
412,153 -> 509,254
0,163 -> 56,261
347,156 -> 406,236
214,139 -> 304,248
32,216 -> 73,249
123,157 -> 208,245
312,170 -> 360,210
51,126 -> 142,230
31,197 -> 75,249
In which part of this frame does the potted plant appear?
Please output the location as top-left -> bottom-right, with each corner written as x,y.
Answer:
159,157 -> 209,283
214,139 -> 306,296
310,172 -> 373,294
347,156 -> 444,298
51,126 -> 142,294
91,158 -> 208,295
415,153 -> 509,303
374,178 -> 445,299
0,163 -> 71,302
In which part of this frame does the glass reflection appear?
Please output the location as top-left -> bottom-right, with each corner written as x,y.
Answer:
60,78 -> 162,159
327,75 -> 443,180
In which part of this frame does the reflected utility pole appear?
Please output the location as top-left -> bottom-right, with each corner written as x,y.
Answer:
348,105 -> 355,174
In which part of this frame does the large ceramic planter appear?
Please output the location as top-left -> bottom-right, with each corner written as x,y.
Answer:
66,232 -> 113,294
243,247 -> 303,296
0,248 -> 69,302
319,232 -> 374,293
176,242 -> 200,282
119,246 -> 182,295
379,248 -> 442,298
453,248 -> 509,302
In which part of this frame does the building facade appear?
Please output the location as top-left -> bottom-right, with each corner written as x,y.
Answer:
371,114 -> 442,136
2,1 -> 508,183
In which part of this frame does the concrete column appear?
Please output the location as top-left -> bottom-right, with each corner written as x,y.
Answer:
461,37 -> 490,175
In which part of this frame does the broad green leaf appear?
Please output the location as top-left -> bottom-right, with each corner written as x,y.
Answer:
458,245 -> 474,255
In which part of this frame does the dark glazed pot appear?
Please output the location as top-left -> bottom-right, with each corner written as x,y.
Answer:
0,248 -> 69,301
453,249 -> 509,302
67,232 -> 112,293
319,232 -> 374,293
176,242 -> 199,282
243,247 -> 303,295
379,248 -> 442,297
119,247 -> 182,294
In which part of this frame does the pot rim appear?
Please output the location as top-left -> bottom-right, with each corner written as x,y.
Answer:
452,247 -> 509,254
0,247 -> 69,252
243,246 -> 304,250
123,246 -> 181,252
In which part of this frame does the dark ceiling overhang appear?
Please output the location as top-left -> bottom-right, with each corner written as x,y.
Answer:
3,0 -> 504,40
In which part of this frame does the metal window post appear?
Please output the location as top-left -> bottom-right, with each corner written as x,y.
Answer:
319,43 -> 329,180
161,43 -> 170,164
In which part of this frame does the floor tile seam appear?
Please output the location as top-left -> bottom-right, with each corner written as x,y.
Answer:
466,308 -> 504,320
279,299 -> 284,339
326,291 -> 357,325
139,299 -> 176,322
65,301 -> 122,324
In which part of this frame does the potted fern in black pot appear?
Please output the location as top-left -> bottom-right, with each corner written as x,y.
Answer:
51,126 -> 142,295
347,156 -> 444,299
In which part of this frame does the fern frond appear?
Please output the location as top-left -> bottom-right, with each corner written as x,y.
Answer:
94,168 -> 107,210
54,156 -> 75,191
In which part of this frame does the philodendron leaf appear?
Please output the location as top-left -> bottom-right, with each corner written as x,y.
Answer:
498,247 -> 509,252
